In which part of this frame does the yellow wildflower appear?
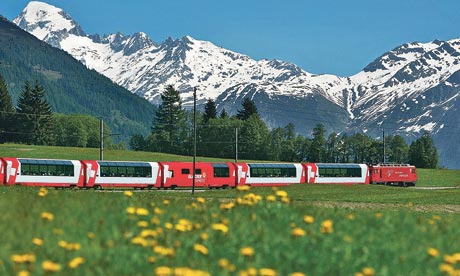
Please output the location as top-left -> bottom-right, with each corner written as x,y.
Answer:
163,199 -> 170,206
42,260 -> 61,272
444,254 -> 456,264
18,271 -> 30,276
136,208 -> 149,216
362,267 -> 375,276
87,232 -> 96,239
211,223 -> 229,234
11,254 -> 36,263
218,258 -> 230,268
38,188 -> 48,197
68,257 -> 85,269
131,237 -> 149,247
291,227 -> 306,237
138,221 -> 149,228
200,233 -> 209,240
194,243 -> 209,255
236,185 -> 250,191
303,215 -> 314,224
347,213 -> 355,220
240,247 -> 255,257
140,229 -> 158,238
124,190 -> 133,197
155,266 -> 172,276
220,202 -> 235,210
148,256 -> 156,264
290,273 -> 306,276
197,197 -> 206,203
260,268 -> 277,276
439,263 -> 454,274
275,190 -> 288,197
32,238 -> 44,246
320,220 -> 334,234
266,195 -> 276,202
40,212 -> 54,221
375,212 -> 383,219
151,216 -> 160,225
427,247 -> 440,258
126,207 -> 136,215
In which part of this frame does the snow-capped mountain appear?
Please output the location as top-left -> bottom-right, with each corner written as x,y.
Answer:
12,1 -> 460,168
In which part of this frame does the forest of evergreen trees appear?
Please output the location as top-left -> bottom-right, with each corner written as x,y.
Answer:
130,85 -> 439,168
0,75 -> 114,148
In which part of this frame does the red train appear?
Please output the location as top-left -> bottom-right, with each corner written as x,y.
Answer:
0,157 -> 417,188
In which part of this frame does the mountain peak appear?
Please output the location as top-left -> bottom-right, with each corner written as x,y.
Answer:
13,1 -> 85,46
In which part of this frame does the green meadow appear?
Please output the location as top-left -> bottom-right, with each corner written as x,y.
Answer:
1,144 -> 460,275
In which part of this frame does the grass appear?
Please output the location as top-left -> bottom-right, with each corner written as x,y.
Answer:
1,144 -> 460,274
0,186 -> 459,275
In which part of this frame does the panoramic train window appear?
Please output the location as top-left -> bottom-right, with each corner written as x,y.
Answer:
317,164 -> 362,178
213,164 -> 230,178
19,159 -> 74,176
99,162 -> 152,177
248,164 -> 296,178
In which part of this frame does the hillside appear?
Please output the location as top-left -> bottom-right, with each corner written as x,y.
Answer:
0,15 -> 155,141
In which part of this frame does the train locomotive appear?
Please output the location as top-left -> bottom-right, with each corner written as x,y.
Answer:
0,157 -> 417,188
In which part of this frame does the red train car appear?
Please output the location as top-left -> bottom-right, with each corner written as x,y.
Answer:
0,157 -> 84,187
80,160 -> 160,188
369,163 -> 417,186
159,162 -> 238,189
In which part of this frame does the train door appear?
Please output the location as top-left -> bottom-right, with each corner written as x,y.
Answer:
81,161 -> 98,188
5,159 -> 18,185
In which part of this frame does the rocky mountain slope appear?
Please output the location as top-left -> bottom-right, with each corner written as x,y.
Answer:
13,1 -> 460,168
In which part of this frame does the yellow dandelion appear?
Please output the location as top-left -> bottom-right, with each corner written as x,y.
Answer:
303,215 -> 314,224
165,222 -> 173,229
200,232 -> 209,240
32,238 -> 44,246
427,247 -> 440,258
126,207 -> 136,215
40,212 -> 54,221
440,263 -> 454,274
236,185 -> 250,191
259,268 -> 277,276
218,258 -> 230,268
211,223 -> 229,234
154,207 -> 164,214
148,256 -> 156,264
197,197 -> 206,203
290,273 -> 306,276
220,201 -> 235,210
275,190 -> 288,197
155,266 -> 172,276
141,229 -> 158,238
291,227 -> 306,237
444,254 -> 456,264
266,195 -> 276,202
151,216 -> 160,225
68,257 -> 85,269
138,221 -> 149,228
163,199 -> 170,206
136,208 -> 149,216
38,188 -> 48,197
42,260 -> 61,272
347,213 -> 355,220
247,267 -> 258,276
240,247 -> 255,257
131,237 -> 149,247
18,271 -> 30,276
375,212 -> 383,219
11,254 -> 36,264
87,232 -> 95,239
280,196 -> 290,203
320,220 -> 334,234
193,243 -> 209,255
124,190 -> 133,197
362,267 -> 375,276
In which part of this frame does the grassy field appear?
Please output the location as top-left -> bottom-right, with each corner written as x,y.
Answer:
1,144 -> 460,275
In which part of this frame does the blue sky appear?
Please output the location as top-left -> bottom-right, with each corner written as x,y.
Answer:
2,0 -> 460,76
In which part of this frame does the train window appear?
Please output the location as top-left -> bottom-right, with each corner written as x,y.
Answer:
411,169 -> 415,174
182,169 -> 190,174
249,164 -> 296,178
318,166 -> 361,178
214,167 -> 229,177
195,169 -> 202,175
19,159 -> 74,177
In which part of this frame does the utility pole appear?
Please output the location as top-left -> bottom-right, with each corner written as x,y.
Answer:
100,118 -> 104,160
382,129 -> 385,163
235,127 -> 238,163
192,87 -> 197,195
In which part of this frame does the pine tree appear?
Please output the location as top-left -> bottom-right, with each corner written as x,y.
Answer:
151,85 -> 188,154
203,98 -> 217,123
16,80 -> 54,145
236,97 -> 259,120
408,132 -> 438,168
219,108 -> 228,119
0,74 -> 15,143
309,124 -> 327,162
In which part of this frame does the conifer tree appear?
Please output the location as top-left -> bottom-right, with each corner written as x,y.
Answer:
408,132 -> 438,168
219,108 -> 229,119
236,97 -> 259,120
0,74 -> 15,143
203,98 -> 217,123
16,81 -> 34,143
151,85 -> 188,154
